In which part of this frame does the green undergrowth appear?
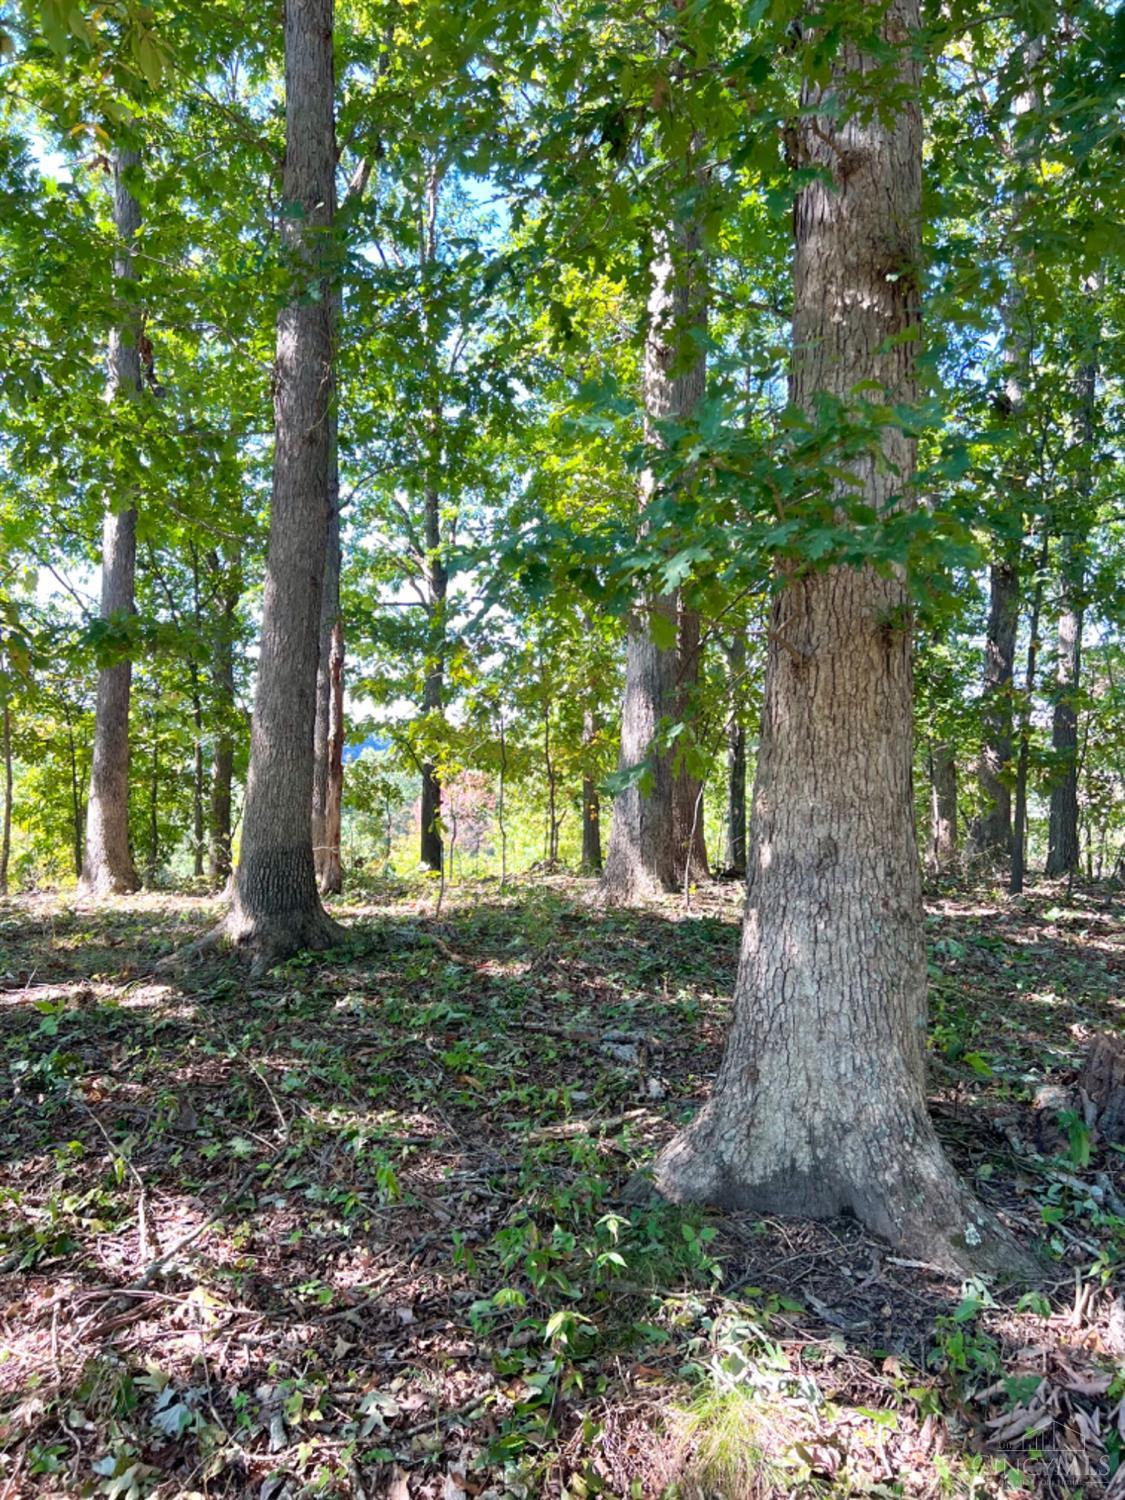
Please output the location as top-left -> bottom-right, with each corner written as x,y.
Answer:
0,877 -> 1122,1498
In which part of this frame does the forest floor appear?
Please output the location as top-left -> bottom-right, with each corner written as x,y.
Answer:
0,875 -> 1122,1500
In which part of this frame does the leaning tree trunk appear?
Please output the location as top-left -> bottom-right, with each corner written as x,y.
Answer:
928,742 -> 958,871
80,146 -> 142,897
655,0 -> 1032,1276
1046,360 -> 1093,877
602,218 -> 706,903
211,0 -> 341,968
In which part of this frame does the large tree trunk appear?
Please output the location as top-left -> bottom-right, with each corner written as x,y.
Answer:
970,561 -> 1018,862
213,0 -> 341,969
673,604 -> 709,883
602,217 -> 706,903
655,0 -> 1032,1275
1046,361 -> 1093,877
927,742 -> 958,871
723,633 -> 747,877
80,146 -> 142,897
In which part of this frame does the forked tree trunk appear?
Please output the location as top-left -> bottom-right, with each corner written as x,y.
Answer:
971,560 -> 1018,862
1046,361 -> 1093,877
655,0 -> 1033,1275
928,742 -> 958,870
320,618 -> 344,894
80,146 -> 142,897
602,219 -> 705,903
211,0 -> 341,969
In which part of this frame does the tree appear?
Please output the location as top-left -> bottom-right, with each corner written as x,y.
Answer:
655,0 -> 1033,1274
80,146 -> 143,897
206,0 -> 341,966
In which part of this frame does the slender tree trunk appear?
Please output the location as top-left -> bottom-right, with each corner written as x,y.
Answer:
312,409 -> 341,882
1011,533 -> 1049,893
928,742 -> 958,870
971,561 -> 1018,861
673,604 -> 709,882
208,567 -> 238,886
1047,360 -> 1094,876
581,708 -> 602,874
0,695 -> 11,896
724,633 -> 747,877
419,469 -> 446,872
65,708 -> 82,879
602,218 -> 706,902
80,146 -> 142,897
655,0 -> 1031,1275
214,0 -> 341,968
497,712 -> 508,887
320,618 -> 344,894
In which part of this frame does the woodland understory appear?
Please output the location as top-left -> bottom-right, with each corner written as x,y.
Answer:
1,875 -> 1122,1500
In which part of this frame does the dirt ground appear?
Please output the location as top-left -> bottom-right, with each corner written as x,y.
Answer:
0,875 -> 1122,1498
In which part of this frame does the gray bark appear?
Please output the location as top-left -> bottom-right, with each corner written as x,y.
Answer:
602,223 -> 706,903
219,0 -> 341,967
80,146 -> 142,897
320,617 -> 344,894
655,0 -> 1033,1275
927,742 -> 958,870
971,561 -> 1018,861
1046,361 -> 1093,877
724,634 -> 747,876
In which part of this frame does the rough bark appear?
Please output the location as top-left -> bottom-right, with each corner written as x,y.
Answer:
654,0 -> 1034,1276
602,218 -> 706,904
1080,1034 -> 1125,1146
971,561 -> 1018,863
206,0 -> 342,970
80,146 -> 142,897
927,742 -> 958,871
1046,361 -> 1093,877
320,618 -> 344,895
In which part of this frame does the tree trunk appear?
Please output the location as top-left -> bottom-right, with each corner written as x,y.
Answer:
208,564 -> 238,886
1011,532 -> 1048,893
673,604 -> 709,883
80,146 -> 141,897
320,618 -> 344,894
1046,360 -> 1093,877
215,0 -> 341,969
312,474 -> 340,883
655,0 -> 1032,1275
971,561 -> 1018,862
65,708 -> 82,879
602,216 -> 706,903
928,742 -> 958,870
146,721 -> 159,885
0,695 -> 11,896
723,632 -> 748,876
581,708 -> 602,874
419,466 -> 446,872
